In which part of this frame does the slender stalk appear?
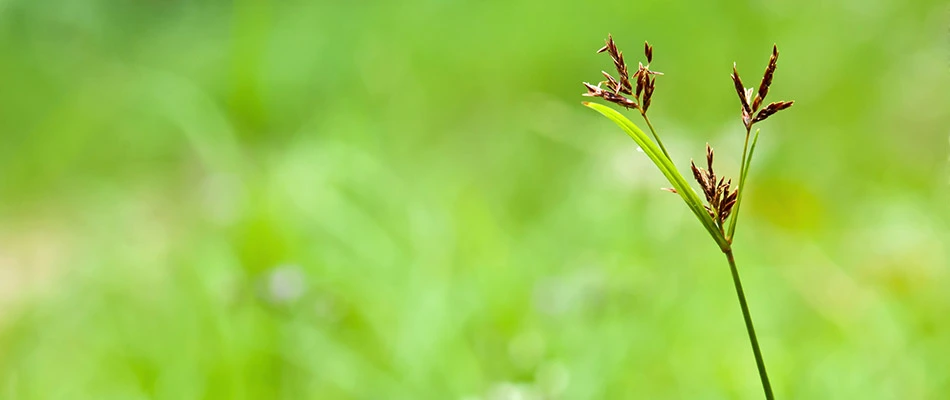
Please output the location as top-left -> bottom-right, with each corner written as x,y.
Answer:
724,249 -> 773,400
741,129 -> 761,182
726,126 -> 753,240
641,113 -> 671,160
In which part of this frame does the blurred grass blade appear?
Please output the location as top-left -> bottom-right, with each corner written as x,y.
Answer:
584,102 -> 729,250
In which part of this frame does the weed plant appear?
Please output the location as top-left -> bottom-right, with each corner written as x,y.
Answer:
582,35 -> 794,399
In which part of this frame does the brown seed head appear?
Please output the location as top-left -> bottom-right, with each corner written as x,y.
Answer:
731,64 -> 752,128
691,160 -> 716,205
583,82 -> 639,109
583,82 -> 602,95
614,51 -> 631,89
690,144 -> 737,223
720,185 -> 738,221
752,45 -> 779,112
601,71 -> 624,94
731,64 -> 750,113
643,76 -> 656,112
635,63 -> 648,98
690,160 -> 707,195
597,34 -> 615,54
598,35 -> 634,94
583,35 -> 666,114
752,100 -> 794,123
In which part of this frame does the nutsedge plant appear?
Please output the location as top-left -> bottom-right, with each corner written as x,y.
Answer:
582,35 -> 793,399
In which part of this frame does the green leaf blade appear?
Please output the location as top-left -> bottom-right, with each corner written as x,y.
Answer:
583,102 -> 729,251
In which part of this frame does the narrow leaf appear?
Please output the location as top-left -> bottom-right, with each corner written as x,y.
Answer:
727,128 -> 761,240
584,102 -> 729,250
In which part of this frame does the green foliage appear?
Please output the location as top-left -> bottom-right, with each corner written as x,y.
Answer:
0,0 -> 948,399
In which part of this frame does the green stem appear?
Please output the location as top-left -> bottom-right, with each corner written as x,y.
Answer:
641,113 -> 671,160
726,126 -> 753,240
724,249 -> 774,400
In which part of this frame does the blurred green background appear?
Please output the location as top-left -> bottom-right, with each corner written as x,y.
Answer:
0,0 -> 948,399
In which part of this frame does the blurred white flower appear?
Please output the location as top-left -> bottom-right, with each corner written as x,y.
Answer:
264,264 -> 306,304
535,361 -> 570,397
486,382 -> 540,400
